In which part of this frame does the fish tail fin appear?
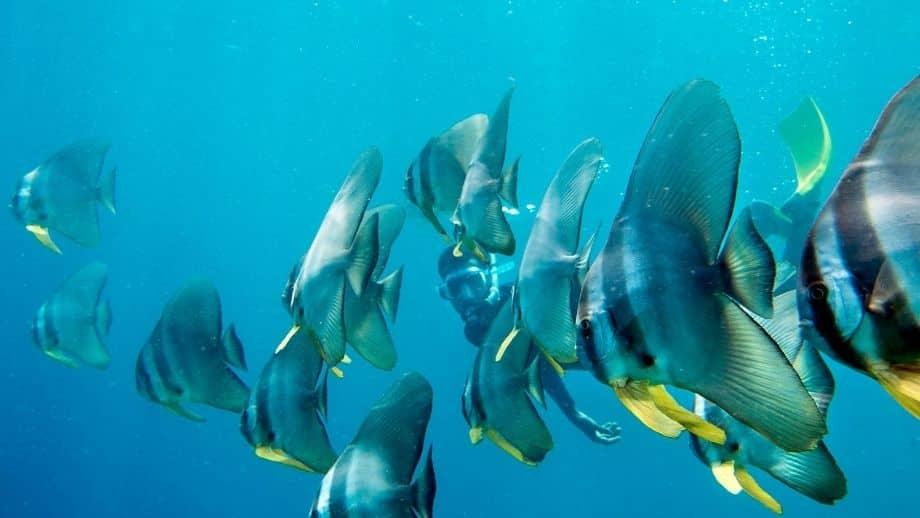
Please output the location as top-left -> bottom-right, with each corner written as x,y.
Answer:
221,324 -> 247,371
97,166 -> 117,214
793,343 -> 835,416
576,227 -> 598,275
719,207 -> 775,318
872,362 -> 920,418
411,448 -> 436,518
735,466 -> 783,514
201,368 -> 251,414
499,155 -> 520,209
95,298 -> 113,338
779,97 -> 832,196
347,212 -> 380,296
688,296 -> 826,452
526,357 -> 546,408
378,266 -> 403,322
758,442 -> 847,505
475,192 -> 516,256
749,200 -> 793,239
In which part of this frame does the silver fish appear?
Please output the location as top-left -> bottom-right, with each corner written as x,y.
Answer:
309,372 -> 435,518
279,148 -> 383,371
10,140 -> 116,253
32,261 -> 112,369
405,114 -> 488,240
798,75 -> 920,418
576,79 -> 825,452
135,279 -> 249,422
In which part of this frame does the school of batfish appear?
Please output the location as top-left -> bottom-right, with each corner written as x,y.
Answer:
12,74 -> 920,516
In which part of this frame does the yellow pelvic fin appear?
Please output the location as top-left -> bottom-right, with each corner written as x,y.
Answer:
612,381 -> 683,438
330,365 -> 345,378
275,325 -> 301,354
341,353 -> 352,365
647,385 -> 726,445
469,427 -> 484,444
871,362 -> 920,418
711,461 -> 743,495
45,349 -> 80,369
735,466 -> 783,514
471,242 -> 489,263
255,446 -> 316,473
452,242 -> 464,258
25,225 -> 62,254
542,351 -> 565,376
495,327 -> 520,362
485,429 -> 537,467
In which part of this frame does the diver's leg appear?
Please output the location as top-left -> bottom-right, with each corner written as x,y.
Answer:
540,359 -> 621,444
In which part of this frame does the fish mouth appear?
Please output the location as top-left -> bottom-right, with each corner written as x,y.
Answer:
608,377 -> 629,389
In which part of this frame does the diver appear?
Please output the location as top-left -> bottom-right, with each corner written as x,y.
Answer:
437,247 -> 621,444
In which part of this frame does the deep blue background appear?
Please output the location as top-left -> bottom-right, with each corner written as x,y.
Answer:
1,2 -> 917,517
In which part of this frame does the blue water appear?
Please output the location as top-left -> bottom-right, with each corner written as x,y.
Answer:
1,2 -> 917,516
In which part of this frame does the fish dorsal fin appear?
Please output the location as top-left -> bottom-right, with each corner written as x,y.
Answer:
42,140 -> 110,186
317,147 -> 383,254
850,75 -> 920,174
40,141 -> 111,247
435,113 -> 489,169
719,207 -> 776,319
792,344 -> 835,417
779,97 -> 833,196
221,324 -> 247,371
621,79 -> 741,263
749,290 -> 804,361
54,261 -> 109,319
350,372 -> 433,484
347,212 -> 380,296
471,87 -> 514,177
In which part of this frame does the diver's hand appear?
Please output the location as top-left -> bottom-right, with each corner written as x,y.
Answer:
593,421 -> 622,444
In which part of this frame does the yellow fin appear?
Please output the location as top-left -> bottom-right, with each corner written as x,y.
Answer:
452,242 -> 464,257
341,353 -> 352,365
486,429 -> 537,466
469,427 -> 484,444
330,365 -> 345,378
647,385 -> 726,444
26,225 -> 62,254
45,349 -> 79,368
711,461 -> 743,495
543,352 -> 565,376
613,381 -> 683,438
255,446 -> 317,473
275,325 -> 300,353
871,362 -> 920,418
780,97 -> 832,196
735,466 -> 783,514
495,327 -> 520,362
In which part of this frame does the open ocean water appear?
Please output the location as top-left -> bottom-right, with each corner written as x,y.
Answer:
1,1 -> 917,517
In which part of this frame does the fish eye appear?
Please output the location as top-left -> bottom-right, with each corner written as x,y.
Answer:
808,282 -> 829,301
579,319 -> 592,339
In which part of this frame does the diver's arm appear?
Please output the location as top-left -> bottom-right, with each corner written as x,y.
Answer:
539,359 -> 621,444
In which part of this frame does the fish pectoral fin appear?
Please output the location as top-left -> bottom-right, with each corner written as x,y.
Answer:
25,225 -> 62,254
613,381 -> 683,438
647,385 -> 726,445
494,327 -> 520,362
871,362 -> 920,418
711,461 -> 743,495
275,325 -> 301,354
735,466 -> 783,514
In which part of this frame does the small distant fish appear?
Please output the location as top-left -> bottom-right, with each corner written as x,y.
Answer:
280,148 -> 383,370
798,75 -> 920,418
10,140 -> 116,254
32,261 -> 112,369
405,114 -> 488,240
452,87 -> 520,261
309,372 -> 435,518
750,97 -> 833,275
135,279 -> 250,421
504,138 -> 602,365
342,204 -> 405,372
691,292 -> 847,514
241,329 -> 336,473
463,298 -> 553,466
577,79 -> 825,452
